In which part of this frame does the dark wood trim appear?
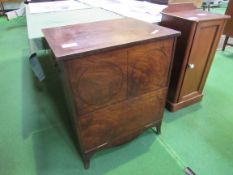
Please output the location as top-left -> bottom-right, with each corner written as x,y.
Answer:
166,94 -> 203,112
160,5 -> 229,112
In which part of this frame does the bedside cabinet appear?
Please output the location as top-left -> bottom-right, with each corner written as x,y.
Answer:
222,0 -> 233,50
43,18 -> 180,168
160,3 -> 229,112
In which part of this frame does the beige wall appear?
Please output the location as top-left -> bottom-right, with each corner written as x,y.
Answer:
1,0 -> 24,10
169,0 -> 203,7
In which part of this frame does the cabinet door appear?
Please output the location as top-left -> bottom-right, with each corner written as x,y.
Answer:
179,20 -> 224,101
66,50 -> 127,115
128,39 -> 174,98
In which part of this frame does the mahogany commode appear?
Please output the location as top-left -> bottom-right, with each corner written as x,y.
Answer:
43,18 -> 180,168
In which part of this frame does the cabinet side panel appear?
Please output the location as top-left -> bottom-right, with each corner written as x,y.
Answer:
58,62 -> 86,154
198,20 -> 227,92
223,0 -> 233,36
160,15 -> 196,102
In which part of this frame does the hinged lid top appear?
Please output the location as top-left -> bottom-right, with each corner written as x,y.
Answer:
43,18 -> 180,60
162,9 -> 230,22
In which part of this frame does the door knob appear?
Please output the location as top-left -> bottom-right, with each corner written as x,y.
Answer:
188,63 -> 195,69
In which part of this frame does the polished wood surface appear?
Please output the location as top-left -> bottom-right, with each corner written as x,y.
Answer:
127,40 -> 174,97
162,5 -> 229,21
223,0 -> 233,50
224,0 -> 233,36
160,4 -> 229,112
43,18 -> 180,168
162,2 -> 196,13
43,18 -> 179,60
66,49 -> 127,115
79,88 -> 167,152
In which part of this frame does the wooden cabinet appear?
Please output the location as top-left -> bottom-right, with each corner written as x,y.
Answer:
223,0 -> 233,50
43,18 -> 180,168
224,0 -> 233,37
160,3 -> 229,112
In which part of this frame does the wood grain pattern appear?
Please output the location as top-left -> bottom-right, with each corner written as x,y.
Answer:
42,18 -> 180,60
179,21 -> 223,100
128,39 -> 173,97
162,2 -> 196,13
160,6 -> 228,112
66,50 -> 127,115
160,14 -> 196,102
43,18 -> 179,168
223,0 -> 233,37
222,0 -> 233,51
80,89 -> 167,152
162,6 -> 229,22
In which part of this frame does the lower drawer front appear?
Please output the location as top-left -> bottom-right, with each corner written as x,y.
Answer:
79,88 -> 167,151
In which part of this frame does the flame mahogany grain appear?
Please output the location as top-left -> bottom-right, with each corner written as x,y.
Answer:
43,18 -> 180,168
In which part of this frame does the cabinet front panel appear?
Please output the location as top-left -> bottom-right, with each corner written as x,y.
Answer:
179,24 -> 219,100
79,88 -> 166,151
66,50 -> 127,115
128,39 -> 173,98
